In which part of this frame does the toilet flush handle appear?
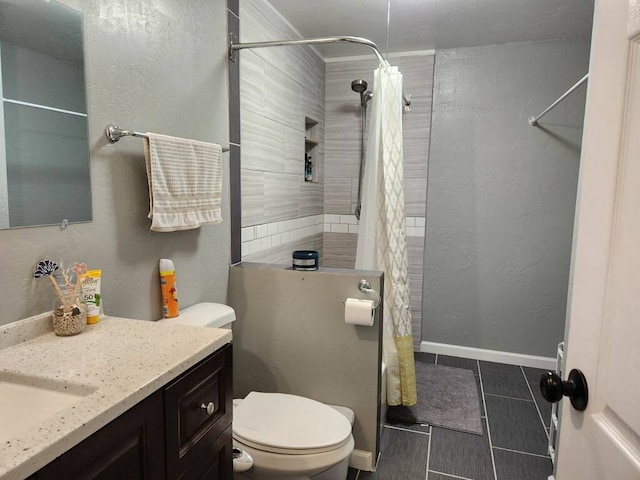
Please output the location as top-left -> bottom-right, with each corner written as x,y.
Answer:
200,402 -> 216,415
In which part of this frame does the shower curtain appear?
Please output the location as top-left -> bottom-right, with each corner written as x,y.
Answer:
355,64 -> 417,406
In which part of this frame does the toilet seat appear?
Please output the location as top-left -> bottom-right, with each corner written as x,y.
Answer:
232,435 -> 355,477
233,392 -> 352,455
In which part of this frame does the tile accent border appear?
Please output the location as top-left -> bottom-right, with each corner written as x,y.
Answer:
323,214 -> 426,237
323,214 -> 360,234
241,215 -> 324,258
243,214 -> 427,260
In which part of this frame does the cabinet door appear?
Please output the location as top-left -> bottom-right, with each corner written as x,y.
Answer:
36,390 -> 165,480
165,344 -> 232,479
180,425 -> 233,480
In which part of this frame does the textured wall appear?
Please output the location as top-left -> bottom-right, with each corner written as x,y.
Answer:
238,0 -> 325,264
423,38 -> 590,357
0,0 -> 230,325
229,263 -> 382,470
323,54 -> 434,348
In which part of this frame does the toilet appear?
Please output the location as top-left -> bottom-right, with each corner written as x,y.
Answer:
233,392 -> 355,479
160,303 -> 356,480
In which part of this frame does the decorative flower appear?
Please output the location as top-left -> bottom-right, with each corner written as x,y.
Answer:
72,262 -> 87,277
34,259 -> 59,278
65,282 -> 77,296
34,259 -> 69,309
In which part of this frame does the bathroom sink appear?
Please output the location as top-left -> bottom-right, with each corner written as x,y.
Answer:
0,372 -> 96,443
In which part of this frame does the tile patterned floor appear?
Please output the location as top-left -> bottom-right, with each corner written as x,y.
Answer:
347,355 -> 554,480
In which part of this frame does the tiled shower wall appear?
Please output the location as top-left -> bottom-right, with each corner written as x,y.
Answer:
237,0 -> 433,348
239,0 -> 326,264
323,54 -> 434,348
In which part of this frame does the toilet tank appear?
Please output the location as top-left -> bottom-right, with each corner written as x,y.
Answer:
159,302 -> 236,329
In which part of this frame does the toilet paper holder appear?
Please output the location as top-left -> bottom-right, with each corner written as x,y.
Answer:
357,279 -> 381,309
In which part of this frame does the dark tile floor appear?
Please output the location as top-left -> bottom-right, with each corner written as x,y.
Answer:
347,355 -> 553,480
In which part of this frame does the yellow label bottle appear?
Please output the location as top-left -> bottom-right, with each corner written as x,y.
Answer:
159,259 -> 179,318
81,269 -> 102,324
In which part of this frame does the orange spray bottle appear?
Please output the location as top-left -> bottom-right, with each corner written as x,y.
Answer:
159,259 -> 179,318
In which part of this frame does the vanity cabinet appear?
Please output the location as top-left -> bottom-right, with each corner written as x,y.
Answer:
33,343 -> 232,480
165,343 -> 233,479
35,390 -> 165,480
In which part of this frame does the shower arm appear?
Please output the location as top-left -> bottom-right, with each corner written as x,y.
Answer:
229,36 -> 411,107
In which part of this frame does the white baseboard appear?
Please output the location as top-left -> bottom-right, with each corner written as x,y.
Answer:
420,341 -> 556,370
349,449 -> 374,471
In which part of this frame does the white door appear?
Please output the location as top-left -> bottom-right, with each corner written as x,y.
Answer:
555,0 -> 640,478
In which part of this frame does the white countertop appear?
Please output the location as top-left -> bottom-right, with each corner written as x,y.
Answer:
0,313 -> 232,480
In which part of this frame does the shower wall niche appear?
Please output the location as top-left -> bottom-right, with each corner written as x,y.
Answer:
304,117 -> 319,182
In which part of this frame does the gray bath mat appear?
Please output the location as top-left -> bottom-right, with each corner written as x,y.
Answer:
387,362 -> 483,435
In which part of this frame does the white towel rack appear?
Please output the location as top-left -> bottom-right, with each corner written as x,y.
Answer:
104,124 -> 230,152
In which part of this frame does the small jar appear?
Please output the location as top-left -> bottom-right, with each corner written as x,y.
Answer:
52,295 -> 86,336
292,250 -> 319,271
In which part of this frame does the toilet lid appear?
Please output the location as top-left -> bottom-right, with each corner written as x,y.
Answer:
233,392 -> 352,454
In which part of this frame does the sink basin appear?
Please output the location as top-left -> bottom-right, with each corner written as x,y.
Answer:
0,372 -> 96,443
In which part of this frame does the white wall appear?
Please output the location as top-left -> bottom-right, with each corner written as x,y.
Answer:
0,0 -> 231,325
423,38 -> 590,357
229,263 -> 383,470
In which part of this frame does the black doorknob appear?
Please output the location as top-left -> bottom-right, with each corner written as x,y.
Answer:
540,369 -> 589,411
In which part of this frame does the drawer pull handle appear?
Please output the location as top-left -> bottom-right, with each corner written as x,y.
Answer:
200,402 -> 216,415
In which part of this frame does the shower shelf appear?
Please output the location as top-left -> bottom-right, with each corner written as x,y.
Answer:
305,118 -> 319,143
304,116 -> 320,183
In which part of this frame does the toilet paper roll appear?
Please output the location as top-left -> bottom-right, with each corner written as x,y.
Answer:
344,298 -> 375,326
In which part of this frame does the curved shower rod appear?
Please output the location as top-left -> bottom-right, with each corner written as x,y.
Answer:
229,35 -> 411,107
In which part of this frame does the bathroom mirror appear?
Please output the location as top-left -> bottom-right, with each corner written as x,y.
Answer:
0,0 -> 90,229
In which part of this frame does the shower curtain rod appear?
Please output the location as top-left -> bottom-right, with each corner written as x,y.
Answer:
528,73 -> 589,126
229,36 -> 411,107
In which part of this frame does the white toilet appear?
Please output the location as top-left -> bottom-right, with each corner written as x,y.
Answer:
233,392 -> 354,480
161,303 -> 356,480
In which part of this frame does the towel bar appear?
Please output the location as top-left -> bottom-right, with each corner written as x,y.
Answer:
104,124 -> 230,152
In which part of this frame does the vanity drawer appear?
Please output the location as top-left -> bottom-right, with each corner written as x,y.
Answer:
165,343 -> 232,479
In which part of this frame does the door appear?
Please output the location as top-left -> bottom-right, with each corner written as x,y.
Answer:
555,0 -> 640,478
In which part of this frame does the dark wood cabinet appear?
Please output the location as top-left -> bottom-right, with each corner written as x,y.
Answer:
36,390 -> 165,480
165,343 -> 233,480
34,344 -> 232,480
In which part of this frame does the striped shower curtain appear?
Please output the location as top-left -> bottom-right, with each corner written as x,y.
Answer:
355,64 -> 417,406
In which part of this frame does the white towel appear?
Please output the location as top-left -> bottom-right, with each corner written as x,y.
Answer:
143,132 -> 222,232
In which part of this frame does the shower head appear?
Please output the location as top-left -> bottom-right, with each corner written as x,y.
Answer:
351,79 -> 368,93
352,79 -> 373,107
